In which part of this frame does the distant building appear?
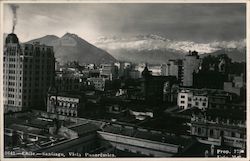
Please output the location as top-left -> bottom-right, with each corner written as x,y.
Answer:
223,82 -> 242,96
87,77 -> 107,91
193,58 -> 229,89
224,74 -> 245,97
89,69 -> 100,78
129,70 -> 141,79
100,63 -> 118,80
3,33 -> 55,112
160,64 -> 167,76
116,62 -> 132,79
183,51 -> 200,86
163,59 -> 183,84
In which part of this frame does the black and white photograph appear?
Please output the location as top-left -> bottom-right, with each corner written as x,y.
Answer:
1,1 -> 247,159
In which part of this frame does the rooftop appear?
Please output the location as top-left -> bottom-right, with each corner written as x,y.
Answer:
69,123 -> 99,136
100,123 -> 192,146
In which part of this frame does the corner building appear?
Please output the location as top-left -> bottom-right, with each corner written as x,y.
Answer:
3,33 -> 55,112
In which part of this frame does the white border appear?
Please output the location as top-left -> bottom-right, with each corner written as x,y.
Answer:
0,1 -> 249,161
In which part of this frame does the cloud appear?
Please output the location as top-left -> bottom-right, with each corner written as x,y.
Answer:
3,3 -> 246,43
94,35 -> 246,54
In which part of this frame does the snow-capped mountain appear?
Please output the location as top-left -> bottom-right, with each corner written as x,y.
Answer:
94,34 -> 246,63
95,34 -> 246,54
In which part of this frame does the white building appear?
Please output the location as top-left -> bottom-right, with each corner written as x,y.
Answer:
177,89 -> 193,109
178,89 -> 208,110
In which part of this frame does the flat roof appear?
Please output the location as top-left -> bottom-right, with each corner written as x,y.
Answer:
100,124 -> 192,146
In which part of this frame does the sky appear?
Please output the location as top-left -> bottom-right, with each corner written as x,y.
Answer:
3,3 -> 246,43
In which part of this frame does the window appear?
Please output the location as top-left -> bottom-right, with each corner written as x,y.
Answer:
180,101 -> 185,104
198,127 -> 201,134
180,95 -> 185,98
202,102 -> 207,106
210,129 -> 214,137
195,102 -> 199,106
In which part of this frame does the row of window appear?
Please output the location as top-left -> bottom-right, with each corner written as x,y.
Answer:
7,88 -> 15,92
8,58 -> 16,62
180,100 -> 207,106
180,95 -> 207,101
50,100 -> 78,108
8,82 -> 15,86
9,64 -> 16,68
8,100 -> 15,105
8,94 -> 15,98
9,70 -> 16,74
8,76 -> 15,80
195,126 -> 244,139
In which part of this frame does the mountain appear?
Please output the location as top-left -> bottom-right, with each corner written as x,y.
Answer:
26,33 -> 116,64
103,48 -> 185,64
94,34 -> 246,63
27,35 -> 59,45
201,48 -> 246,62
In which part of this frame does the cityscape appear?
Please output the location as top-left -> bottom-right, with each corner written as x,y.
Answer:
2,2 -> 247,158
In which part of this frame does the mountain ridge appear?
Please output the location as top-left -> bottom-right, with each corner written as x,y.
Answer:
26,33 -> 116,64
5,32 -> 245,64
94,34 -> 246,63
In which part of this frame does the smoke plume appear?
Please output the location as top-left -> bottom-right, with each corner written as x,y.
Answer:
9,4 -> 19,33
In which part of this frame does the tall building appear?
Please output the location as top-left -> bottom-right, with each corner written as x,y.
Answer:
164,59 -> 183,84
3,33 -> 55,113
183,51 -> 200,87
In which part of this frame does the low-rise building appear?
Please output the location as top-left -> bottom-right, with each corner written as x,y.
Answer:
190,108 -> 246,152
192,94 -> 208,110
177,89 -> 208,110
4,111 -> 196,158
177,89 -> 193,109
47,92 -> 85,117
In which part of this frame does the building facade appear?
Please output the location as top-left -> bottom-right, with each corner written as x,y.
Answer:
87,77 -> 106,91
177,89 -> 193,109
190,111 -> 246,150
100,63 -> 118,80
177,89 -> 208,110
47,92 -> 85,117
3,33 -> 55,112
183,51 -> 200,87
